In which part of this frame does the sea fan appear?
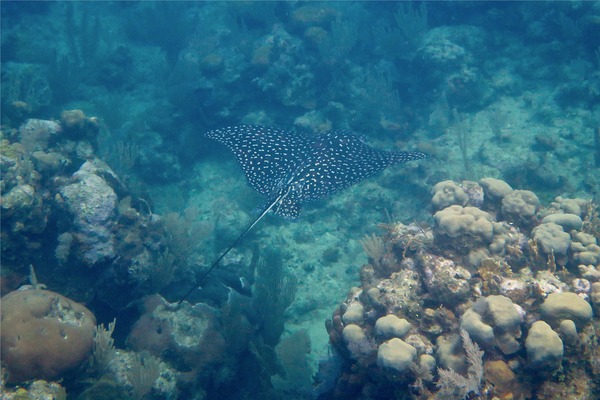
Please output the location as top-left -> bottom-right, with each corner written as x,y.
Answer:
436,329 -> 484,399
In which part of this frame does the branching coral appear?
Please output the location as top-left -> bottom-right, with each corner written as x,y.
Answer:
126,352 -> 161,400
252,249 -> 297,347
361,232 -> 386,266
162,207 -> 214,265
91,319 -> 117,375
436,329 -> 484,400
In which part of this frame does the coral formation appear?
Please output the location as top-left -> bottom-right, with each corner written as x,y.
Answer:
60,109 -> 100,141
539,292 -> 593,328
1,288 -> 96,383
525,321 -> 563,370
461,295 -> 522,355
434,205 -> 494,251
59,159 -> 119,265
324,177 -> 598,399
501,190 -> 540,226
127,294 -> 226,374
436,329 -> 484,399
532,222 -> 571,265
375,315 -> 411,339
0,111 -> 205,396
2,2 -> 600,399
431,180 -> 469,211
377,338 -> 417,374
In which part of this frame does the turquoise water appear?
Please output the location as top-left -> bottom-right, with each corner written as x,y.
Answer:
1,2 -> 599,399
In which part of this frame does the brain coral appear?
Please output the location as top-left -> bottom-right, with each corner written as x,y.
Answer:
434,205 -> 494,250
501,190 -> 540,225
525,321 -> 563,369
541,213 -> 583,231
431,180 -> 469,211
531,222 -> 571,264
460,295 -> 523,355
377,338 -> 417,373
539,292 -> 593,328
1,289 -> 96,383
570,231 -> 600,266
479,178 -> 513,201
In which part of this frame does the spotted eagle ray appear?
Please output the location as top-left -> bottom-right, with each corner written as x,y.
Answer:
179,125 -> 427,303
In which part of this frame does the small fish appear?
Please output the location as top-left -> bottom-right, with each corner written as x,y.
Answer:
179,125 -> 427,303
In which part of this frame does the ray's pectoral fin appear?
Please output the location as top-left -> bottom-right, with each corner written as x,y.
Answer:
270,196 -> 301,220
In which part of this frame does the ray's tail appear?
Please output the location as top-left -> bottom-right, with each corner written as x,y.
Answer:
178,187 -> 293,304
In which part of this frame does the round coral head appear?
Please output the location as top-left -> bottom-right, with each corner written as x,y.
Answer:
1,289 -> 96,383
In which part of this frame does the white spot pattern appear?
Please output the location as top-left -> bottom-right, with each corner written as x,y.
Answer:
206,125 -> 427,219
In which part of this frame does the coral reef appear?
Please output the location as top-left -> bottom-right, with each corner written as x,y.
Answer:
1,112 -> 203,396
324,177 -> 599,399
0,112 -> 309,399
1,112 -> 179,304
2,2 -> 600,399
